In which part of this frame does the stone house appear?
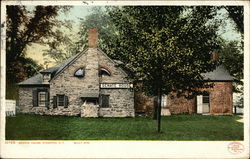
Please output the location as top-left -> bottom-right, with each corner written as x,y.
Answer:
18,28 -> 135,117
135,64 -> 234,115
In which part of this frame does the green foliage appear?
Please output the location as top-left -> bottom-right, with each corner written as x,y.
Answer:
79,7 -> 119,58
108,6 -> 220,96
217,6 -> 243,93
6,114 -> 243,140
42,22 -> 80,64
219,40 -> 243,86
6,5 -> 70,82
224,6 -> 243,35
6,81 -> 19,100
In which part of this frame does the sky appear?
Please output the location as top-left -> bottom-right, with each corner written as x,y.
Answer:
26,6 -> 242,68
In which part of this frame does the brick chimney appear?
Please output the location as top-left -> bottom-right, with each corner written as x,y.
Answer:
211,52 -> 219,61
88,28 -> 98,47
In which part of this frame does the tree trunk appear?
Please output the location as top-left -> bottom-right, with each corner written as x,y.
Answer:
157,89 -> 162,133
153,96 -> 158,120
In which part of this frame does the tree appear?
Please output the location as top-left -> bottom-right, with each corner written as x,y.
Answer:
6,5 -> 71,83
43,7 -> 119,64
224,6 -> 243,35
219,40 -> 243,89
108,6 -> 220,132
218,6 -> 244,95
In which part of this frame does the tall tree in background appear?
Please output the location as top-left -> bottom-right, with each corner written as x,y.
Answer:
6,5 -> 70,83
108,6 -> 220,132
78,7 -> 119,59
43,7 -> 119,64
220,6 -> 243,94
6,5 -> 71,99
225,6 -> 243,35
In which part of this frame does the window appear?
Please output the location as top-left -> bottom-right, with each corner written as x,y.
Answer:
38,92 -> 46,106
202,92 -> 210,104
100,94 -> 110,108
99,67 -> 111,77
58,95 -> 65,106
32,89 -> 49,107
53,94 -> 69,108
74,68 -> 85,77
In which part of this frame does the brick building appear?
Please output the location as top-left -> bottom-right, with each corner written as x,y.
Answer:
135,64 -> 234,115
18,29 -> 135,117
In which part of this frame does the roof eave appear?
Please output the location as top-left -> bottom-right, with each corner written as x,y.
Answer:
18,84 -> 50,87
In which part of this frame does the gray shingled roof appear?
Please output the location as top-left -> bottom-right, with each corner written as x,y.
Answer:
202,64 -> 234,81
19,51 -> 83,86
40,53 -> 80,74
18,73 -> 44,85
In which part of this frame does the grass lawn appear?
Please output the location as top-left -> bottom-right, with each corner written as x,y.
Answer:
5,114 -> 243,140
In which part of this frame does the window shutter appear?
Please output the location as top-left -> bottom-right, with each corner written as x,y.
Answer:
32,90 -> 38,107
45,91 -> 50,108
64,96 -> 69,108
197,95 -> 203,114
53,96 -> 57,108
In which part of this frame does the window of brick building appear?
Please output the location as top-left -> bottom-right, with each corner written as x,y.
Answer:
202,92 -> 210,104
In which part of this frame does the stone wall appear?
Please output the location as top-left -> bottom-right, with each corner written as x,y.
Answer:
98,49 -> 130,83
99,89 -> 134,117
47,48 -> 134,117
49,48 -> 97,116
98,49 -> 134,117
19,86 -> 49,114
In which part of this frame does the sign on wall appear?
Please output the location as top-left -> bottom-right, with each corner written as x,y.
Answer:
100,83 -> 133,89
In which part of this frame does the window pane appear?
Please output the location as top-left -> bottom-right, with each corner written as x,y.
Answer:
38,92 -> 46,106
74,68 -> 85,77
203,96 -> 209,103
58,95 -> 65,106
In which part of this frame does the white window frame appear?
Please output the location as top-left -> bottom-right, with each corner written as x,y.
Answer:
38,91 -> 46,106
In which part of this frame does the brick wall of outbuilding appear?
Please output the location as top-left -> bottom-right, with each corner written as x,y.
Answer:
208,82 -> 233,114
134,81 -> 233,115
168,94 -> 197,114
134,91 -> 154,115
